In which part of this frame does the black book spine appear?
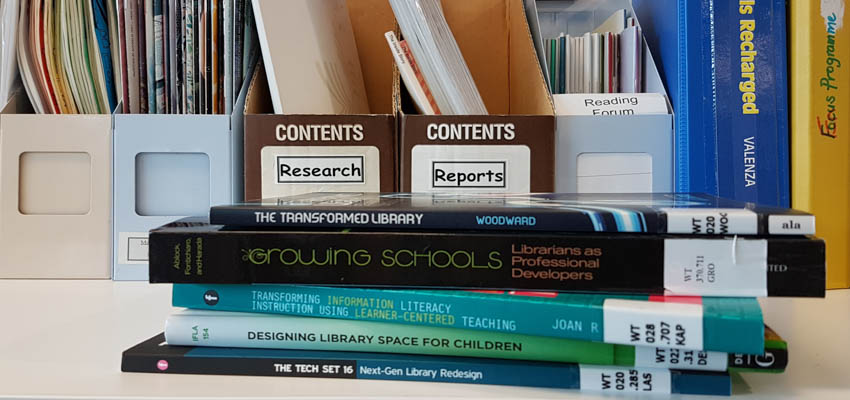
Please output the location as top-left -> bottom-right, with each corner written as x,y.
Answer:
209,208 -> 662,233
148,229 -> 824,297
728,347 -> 789,372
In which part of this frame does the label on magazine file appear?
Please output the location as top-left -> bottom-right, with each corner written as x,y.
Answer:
663,238 -> 768,296
260,146 -> 380,198
634,347 -> 728,371
602,299 -> 704,350
118,232 -> 150,264
579,365 -> 671,394
410,145 -> 530,192
662,208 -> 758,234
767,215 -> 816,235
553,93 -> 670,116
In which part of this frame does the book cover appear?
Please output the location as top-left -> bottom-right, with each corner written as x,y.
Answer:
712,0 -> 789,207
633,0 -> 789,207
790,0 -> 850,288
172,284 -> 765,354
210,192 -> 815,235
148,219 -> 826,297
122,333 -> 732,396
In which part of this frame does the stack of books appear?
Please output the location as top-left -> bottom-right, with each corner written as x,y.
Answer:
123,192 -> 825,396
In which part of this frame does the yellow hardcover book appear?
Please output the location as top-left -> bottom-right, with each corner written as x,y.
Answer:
791,1 -> 849,288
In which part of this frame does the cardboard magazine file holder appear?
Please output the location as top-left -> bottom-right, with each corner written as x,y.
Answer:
111,63 -> 256,281
242,0 -> 397,200
0,93 -> 111,278
528,0 -> 675,192
398,0 -> 556,193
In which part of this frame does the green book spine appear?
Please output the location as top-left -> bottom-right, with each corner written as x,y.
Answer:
550,38 -> 557,92
165,310 -> 627,366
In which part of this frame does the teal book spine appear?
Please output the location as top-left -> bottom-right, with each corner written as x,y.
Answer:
172,284 -> 763,354
164,310 -> 622,365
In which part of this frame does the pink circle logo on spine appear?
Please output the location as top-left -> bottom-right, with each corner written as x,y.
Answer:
157,360 -> 169,371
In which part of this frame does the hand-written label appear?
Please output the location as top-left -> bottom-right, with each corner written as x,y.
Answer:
603,299 -> 704,349
664,238 -> 767,296
579,365 -> 671,394
662,208 -> 757,234
634,346 -> 728,371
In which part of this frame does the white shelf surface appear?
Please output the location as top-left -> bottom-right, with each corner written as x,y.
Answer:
0,280 -> 848,399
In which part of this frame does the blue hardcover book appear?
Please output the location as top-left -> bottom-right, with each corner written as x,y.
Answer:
122,333 -> 732,396
173,284 -> 765,354
633,0 -> 789,207
209,192 -> 815,235
711,0 -> 789,207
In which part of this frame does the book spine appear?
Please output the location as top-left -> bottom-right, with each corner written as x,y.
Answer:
122,335 -> 731,395
233,0 -> 244,95
209,207 -> 665,233
790,0 -> 850,288
152,0 -> 165,113
400,40 -> 440,115
385,31 -> 434,115
223,0 -> 232,114
137,0 -> 148,113
662,209 -> 816,235
728,345 -> 788,373
117,0 -> 130,112
713,0 -> 790,207
164,312 -> 621,365
559,34 -> 566,94
172,284 -> 763,354
210,206 -> 815,235
149,229 -> 824,297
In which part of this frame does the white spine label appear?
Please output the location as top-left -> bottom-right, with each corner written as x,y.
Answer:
768,215 -> 816,235
662,208 -> 757,234
664,238 -> 768,296
603,299 -> 704,350
634,346 -> 728,371
118,232 -> 150,264
579,366 -> 671,394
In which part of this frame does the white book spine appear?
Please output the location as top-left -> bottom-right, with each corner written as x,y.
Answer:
583,33 -> 591,93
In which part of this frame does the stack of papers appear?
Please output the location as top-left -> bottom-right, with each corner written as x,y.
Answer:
388,0 -> 487,115
15,0 -> 258,114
